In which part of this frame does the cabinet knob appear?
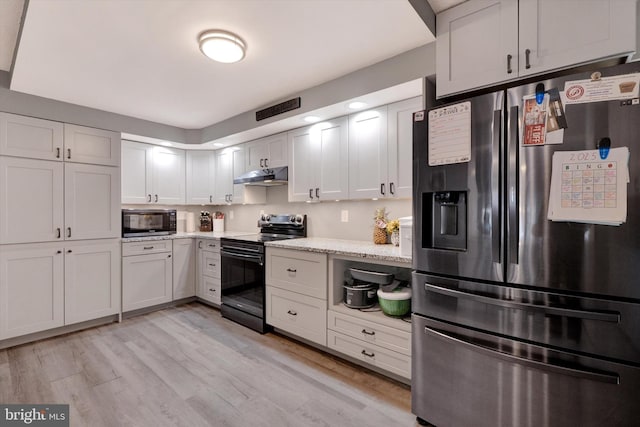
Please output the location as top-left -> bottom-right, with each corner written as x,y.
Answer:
67,249 -> 72,253
168,254 -> 171,258
507,54 -> 513,74
287,310 -> 297,316
525,49 -> 531,69
56,250 -> 62,254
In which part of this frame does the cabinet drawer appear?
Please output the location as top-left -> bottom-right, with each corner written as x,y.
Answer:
200,252 -> 221,279
122,240 -> 172,256
266,248 -> 327,298
327,310 -> 411,356
327,330 -> 410,380
266,286 -> 326,346
197,239 -> 220,253
199,275 -> 221,305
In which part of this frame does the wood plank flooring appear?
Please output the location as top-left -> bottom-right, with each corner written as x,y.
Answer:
0,303 -> 417,426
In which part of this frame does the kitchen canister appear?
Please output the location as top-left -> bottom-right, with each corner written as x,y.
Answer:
399,216 -> 413,257
213,218 -> 225,232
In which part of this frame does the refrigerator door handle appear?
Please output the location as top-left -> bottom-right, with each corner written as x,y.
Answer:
508,105 -> 520,266
491,109 -> 502,264
425,283 -> 620,323
424,325 -> 620,385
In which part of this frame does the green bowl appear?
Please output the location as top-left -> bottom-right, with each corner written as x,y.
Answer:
378,296 -> 411,317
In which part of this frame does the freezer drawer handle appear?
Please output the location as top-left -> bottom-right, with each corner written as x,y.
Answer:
424,325 -> 620,384
425,283 -> 620,323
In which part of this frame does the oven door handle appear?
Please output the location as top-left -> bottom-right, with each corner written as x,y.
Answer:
221,249 -> 264,265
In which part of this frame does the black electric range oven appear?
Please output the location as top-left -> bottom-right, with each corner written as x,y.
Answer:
220,214 -> 306,333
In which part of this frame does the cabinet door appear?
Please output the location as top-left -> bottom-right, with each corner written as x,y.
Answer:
287,126 -> 317,202
186,151 -> 215,204
173,239 -> 196,299
64,163 -> 120,240
0,156 -> 64,244
200,250 -> 221,279
348,106 -> 389,199
317,117 -> 349,201
387,97 -> 421,199
0,113 -> 64,161
121,140 -> 152,204
245,139 -> 269,171
64,239 -> 120,325
231,146 -> 247,204
0,243 -> 64,339
199,275 -> 221,305
122,252 -> 173,311
518,0 -> 636,77
264,132 -> 288,168
266,286 -> 327,346
213,149 -> 233,204
436,0 -> 518,97
151,146 -> 185,205
63,124 -> 120,166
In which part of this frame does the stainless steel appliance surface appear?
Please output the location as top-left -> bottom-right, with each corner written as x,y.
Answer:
121,209 -> 177,237
220,214 -> 306,333
412,63 -> 640,427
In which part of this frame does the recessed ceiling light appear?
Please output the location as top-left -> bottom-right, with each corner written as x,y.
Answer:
348,101 -> 367,109
213,142 -> 224,147
160,142 -> 172,147
199,30 -> 246,63
304,115 -> 321,123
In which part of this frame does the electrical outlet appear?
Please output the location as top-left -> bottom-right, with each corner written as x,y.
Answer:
230,210 -> 235,220
341,210 -> 349,222
259,210 -> 265,216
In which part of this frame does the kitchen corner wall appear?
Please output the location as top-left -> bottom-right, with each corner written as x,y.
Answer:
124,186 -> 412,241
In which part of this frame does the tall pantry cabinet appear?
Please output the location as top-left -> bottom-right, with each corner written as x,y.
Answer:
0,113 -> 121,341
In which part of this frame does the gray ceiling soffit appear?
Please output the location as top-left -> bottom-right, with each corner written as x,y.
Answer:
408,0 -> 436,36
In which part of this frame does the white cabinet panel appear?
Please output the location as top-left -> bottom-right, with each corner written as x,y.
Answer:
288,117 -> 349,202
172,239 -> 196,299
122,251 -> 173,311
0,243 -> 64,339
348,107 -> 388,199
121,140 -> 152,204
200,275 -> 221,305
266,248 -> 327,299
63,124 -> 120,166
213,149 -> 233,204
196,238 -> 221,305
246,132 -> 288,170
186,151 -> 215,204
122,240 -> 172,256
266,286 -> 327,346
387,97 -> 421,199
151,146 -> 185,205
201,251 -> 221,279
0,113 -> 64,161
64,163 -> 120,240
0,156 -> 64,244
64,239 -> 120,325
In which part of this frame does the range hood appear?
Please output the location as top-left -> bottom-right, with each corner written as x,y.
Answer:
233,166 -> 288,186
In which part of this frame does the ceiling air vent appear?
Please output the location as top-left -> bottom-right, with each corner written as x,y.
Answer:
256,97 -> 301,121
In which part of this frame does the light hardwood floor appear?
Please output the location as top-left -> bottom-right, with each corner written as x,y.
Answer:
0,303 -> 417,426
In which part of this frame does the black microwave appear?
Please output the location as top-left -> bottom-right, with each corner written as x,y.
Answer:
122,209 -> 177,237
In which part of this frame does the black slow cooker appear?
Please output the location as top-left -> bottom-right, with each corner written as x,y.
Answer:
343,282 -> 378,308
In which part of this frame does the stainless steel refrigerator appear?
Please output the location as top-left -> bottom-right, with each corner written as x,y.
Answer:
412,62 -> 640,427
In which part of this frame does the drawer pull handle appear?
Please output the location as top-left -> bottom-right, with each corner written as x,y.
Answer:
56,250 -> 62,254
143,246 -> 154,250
361,329 -> 375,336
67,250 -> 73,254
507,54 -> 513,74
361,350 -> 375,358
56,147 -> 61,158
67,227 -> 72,238
286,268 -> 297,273
525,48 -> 531,69
209,288 -> 216,293
287,310 -> 297,316
67,148 -> 71,159
56,228 -> 61,239
148,194 -> 152,202
209,263 -> 216,267
208,244 -> 216,247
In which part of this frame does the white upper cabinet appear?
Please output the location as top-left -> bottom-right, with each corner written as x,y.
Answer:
213,148 -> 234,204
386,97 -> 422,199
213,146 -> 265,205
63,124 -> 121,166
288,116 -> 349,202
436,0 -> 636,97
64,163 -> 121,240
246,132 -> 288,170
121,141 -> 185,204
0,156 -> 64,244
0,113 -> 64,161
348,106 -> 389,199
186,150 -> 215,204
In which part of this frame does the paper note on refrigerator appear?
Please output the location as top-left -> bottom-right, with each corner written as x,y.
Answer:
428,101 -> 471,166
547,147 -> 630,226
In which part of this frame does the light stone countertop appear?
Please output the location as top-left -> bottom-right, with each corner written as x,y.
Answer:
122,230 -> 256,243
264,237 -> 412,264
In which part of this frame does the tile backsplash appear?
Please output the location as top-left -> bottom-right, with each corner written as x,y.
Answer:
123,185 -> 412,241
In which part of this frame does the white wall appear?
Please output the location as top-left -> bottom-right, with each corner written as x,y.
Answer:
124,186 -> 412,242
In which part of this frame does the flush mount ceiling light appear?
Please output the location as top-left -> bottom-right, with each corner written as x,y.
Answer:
199,30 -> 246,63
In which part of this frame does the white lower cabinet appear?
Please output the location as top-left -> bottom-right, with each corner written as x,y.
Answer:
196,239 -> 221,305
122,246 -> 173,312
172,239 -> 196,300
266,286 -> 327,346
0,239 -> 120,340
64,239 -> 121,325
327,330 -> 411,379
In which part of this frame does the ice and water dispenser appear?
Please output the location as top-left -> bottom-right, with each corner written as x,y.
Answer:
422,191 -> 467,251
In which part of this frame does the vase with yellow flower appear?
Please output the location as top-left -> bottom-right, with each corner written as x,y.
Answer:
387,219 -> 400,246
